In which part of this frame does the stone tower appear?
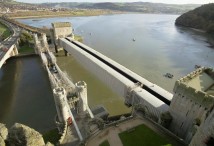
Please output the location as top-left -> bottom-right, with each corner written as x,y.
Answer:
33,33 -> 41,54
41,33 -> 48,50
75,81 -> 88,116
51,22 -> 74,52
169,67 -> 214,144
53,87 -> 70,123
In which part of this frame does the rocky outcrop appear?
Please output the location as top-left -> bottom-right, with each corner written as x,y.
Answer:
7,123 -> 45,146
45,142 -> 54,146
0,123 -> 8,140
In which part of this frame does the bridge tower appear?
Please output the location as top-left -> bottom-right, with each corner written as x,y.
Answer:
53,87 -> 70,123
75,81 -> 88,117
168,67 -> 214,144
41,33 -> 48,50
33,34 -> 41,54
51,22 -> 74,53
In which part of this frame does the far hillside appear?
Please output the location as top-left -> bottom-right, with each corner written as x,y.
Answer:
175,3 -> 214,34
40,2 -> 200,14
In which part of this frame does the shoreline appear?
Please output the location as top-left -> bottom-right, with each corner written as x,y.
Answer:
9,11 -> 181,19
8,10 -> 124,19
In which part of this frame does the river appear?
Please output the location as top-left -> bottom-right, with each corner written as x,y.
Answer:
18,13 -> 214,115
1,14 -> 213,131
18,14 -> 214,91
0,56 -> 56,133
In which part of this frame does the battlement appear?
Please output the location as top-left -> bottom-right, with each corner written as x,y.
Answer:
52,22 -> 71,28
173,67 -> 214,108
174,67 -> 214,96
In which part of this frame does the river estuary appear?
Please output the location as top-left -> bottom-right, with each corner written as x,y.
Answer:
0,14 -> 213,131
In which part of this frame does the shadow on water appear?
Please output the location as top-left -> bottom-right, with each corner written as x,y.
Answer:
0,57 -> 19,121
0,55 -> 56,133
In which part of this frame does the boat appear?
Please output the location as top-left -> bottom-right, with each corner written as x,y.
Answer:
32,19 -> 40,21
164,73 -> 174,79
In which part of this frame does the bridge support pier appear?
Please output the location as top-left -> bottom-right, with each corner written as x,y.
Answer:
64,49 -> 69,56
54,43 -> 58,53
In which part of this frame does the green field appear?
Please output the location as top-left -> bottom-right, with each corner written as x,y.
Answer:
19,45 -> 35,54
0,22 -> 11,40
119,124 -> 172,146
99,140 -> 110,146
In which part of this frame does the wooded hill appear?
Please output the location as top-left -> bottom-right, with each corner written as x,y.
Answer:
175,3 -> 214,34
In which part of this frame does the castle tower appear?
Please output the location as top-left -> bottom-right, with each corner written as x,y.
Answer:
53,87 -> 70,123
33,33 -> 41,54
190,109 -> 214,146
169,67 -> 214,144
51,22 -> 74,52
75,81 -> 88,116
41,33 -> 48,50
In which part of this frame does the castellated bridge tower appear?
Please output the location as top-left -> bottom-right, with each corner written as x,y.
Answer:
168,67 -> 214,145
53,88 -> 70,123
33,33 -> 41,54
75,81 -> 88,116
41,33 -> 49,50
51,22 -> 74,52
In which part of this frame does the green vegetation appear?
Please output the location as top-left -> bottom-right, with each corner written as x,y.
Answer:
19,30 -> 33,46
119,124 -> 172,146
0,22 -> 11,40
99,140 -> 110,146
18,31 -> 34,54
19,45 -> 34,54
42,128 -> 61,145
175,3 -> 214,34
74,35 -> 83,42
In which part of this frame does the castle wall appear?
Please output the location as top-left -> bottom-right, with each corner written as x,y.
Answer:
190,109 -> 214,146
169,68 -> 214,143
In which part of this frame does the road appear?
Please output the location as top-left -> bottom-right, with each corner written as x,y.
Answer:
0,18 -> 21,60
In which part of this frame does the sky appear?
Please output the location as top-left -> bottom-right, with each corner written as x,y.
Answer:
15,0 -> 214,4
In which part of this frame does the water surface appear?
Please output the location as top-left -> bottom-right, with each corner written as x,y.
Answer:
18,14 -> 214,115
0,56 -> 56,132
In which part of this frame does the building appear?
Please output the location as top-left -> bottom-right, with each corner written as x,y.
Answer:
168,67 -> 214,145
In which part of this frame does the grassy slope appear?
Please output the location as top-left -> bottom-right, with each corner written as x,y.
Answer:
19,45 -> 35,54
0,22 -> 11,40
119,124 -> 172,146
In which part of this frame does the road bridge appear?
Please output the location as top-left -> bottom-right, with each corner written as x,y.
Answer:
0,18 -> 21,68
59,37 -> 173,121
